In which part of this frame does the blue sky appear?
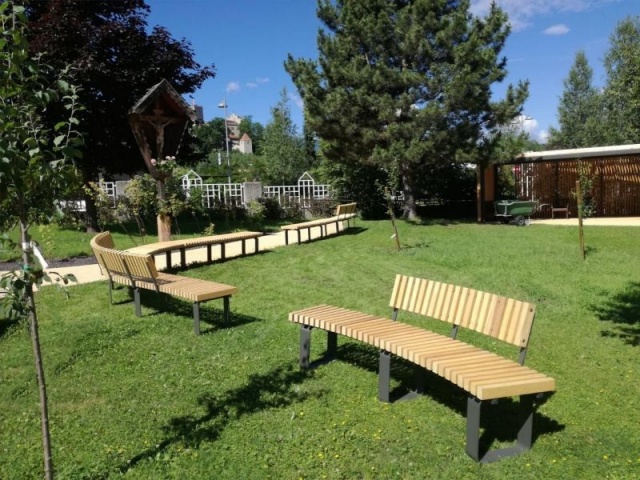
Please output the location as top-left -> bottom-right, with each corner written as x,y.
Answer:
146,0 -> 637,144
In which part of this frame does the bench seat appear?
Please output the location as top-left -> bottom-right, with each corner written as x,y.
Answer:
125,231 -> 263,268
289,275 -> 556,462
290,305 -> 554,400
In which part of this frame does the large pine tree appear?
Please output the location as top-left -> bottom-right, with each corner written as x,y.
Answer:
603,15 -> 640,144
547,51 -> 604,149
285,0 -> 528,219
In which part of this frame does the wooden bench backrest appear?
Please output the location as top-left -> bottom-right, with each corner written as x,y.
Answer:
99,248 -> 128,277
120,252 -> 159,282
389,274 -> 536,349
90,231 -> 115,271
91,232 -> 158,285
335,202 -> 356,218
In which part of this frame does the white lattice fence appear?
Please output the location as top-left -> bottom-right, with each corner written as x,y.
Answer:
98,172 -> 331,208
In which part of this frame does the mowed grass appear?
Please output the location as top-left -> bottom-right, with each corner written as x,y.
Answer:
1,220 -> 639,479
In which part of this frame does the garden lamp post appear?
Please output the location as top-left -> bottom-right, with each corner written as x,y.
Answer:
218,97 -> 231,186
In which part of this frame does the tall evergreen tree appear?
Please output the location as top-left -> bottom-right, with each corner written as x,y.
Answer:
547,51 -> 604,148
285,0 -> 527,219
603,15 -> 640,144
25,0 -> 214,231
261,89 -> 306,184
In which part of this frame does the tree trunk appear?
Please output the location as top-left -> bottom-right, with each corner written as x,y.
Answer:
20,221 -> 54,480
156,178 -> 172,242
402,169 -> 419,221
82,165 -> 100,233
83,193 -> 100,233
157,214 -> 172,243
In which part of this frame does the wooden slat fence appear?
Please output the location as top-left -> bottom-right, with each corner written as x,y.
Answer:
503,154 -> 640,217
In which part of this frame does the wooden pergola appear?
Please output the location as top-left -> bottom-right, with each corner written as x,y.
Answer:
477,144 -> 640,222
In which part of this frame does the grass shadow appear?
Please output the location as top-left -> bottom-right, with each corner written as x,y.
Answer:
164,249 -> 273,273
105,286 -> 258,333
408,218 -> 476,227
0,318 -> 19,340
334,341 -> 563,451
591,281 -> 640,346
88,362 -> 320,479
138,290 -> 259,332
298,226 -> 367,245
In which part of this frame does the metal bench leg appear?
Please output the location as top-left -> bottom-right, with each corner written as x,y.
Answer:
466,396 -> 482,461
193,302 -> 201,335
300,325 -> 313,368
220,243 -> 226,261
108,279 -> 114,304
297,230 -> 302,245
327,331 -> 337,359
180,248 -> 186,268
241,239 -> 246,256
254,237 -> 259,253
207,245 -> 213,263
378,350 -> 391,402
285,230 -> 290,245
133,287 -> 142,317
223,296 -> 230,323
165,251 -> 171,269
466,394 -> 536,463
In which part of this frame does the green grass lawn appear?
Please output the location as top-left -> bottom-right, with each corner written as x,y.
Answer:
1,220 -> 639,479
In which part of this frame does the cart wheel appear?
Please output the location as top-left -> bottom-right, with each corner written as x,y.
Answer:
515,215 -> 526,226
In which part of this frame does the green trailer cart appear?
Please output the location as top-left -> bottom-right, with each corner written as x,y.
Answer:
494,200 -> 539,226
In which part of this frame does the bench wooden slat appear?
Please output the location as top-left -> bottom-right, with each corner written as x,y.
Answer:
477,376 -> 557,400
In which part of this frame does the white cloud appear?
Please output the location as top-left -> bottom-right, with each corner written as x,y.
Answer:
518,115 -> 538,135
226,81 -> 240,93
538,130 -> 550,144
288,92 -> 304,110
543,24 -> 570,35
246,77 -> 270,89
470,0 -> 617,31
512,115 -> 548,143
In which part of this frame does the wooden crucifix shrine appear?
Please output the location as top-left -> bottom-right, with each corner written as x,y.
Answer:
129,79 -> 195,242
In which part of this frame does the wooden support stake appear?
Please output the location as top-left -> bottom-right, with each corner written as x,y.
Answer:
386,188 -> 401,251
576,180 -> 585,259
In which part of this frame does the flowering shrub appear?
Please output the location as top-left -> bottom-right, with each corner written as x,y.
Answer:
85,157 -> 206,238
150,156 -> 177,179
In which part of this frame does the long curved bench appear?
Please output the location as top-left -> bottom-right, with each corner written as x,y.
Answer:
91,231 -> 237,335
281,202 -> 357,245
125,231 -> 263,269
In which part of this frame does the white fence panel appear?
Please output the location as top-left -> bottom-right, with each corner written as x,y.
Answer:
98,171 -> 331,209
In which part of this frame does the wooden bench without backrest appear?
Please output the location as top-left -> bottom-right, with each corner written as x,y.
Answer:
91,232 -> 237,335
281,202 -> 357,245
289,274 -> 556,463
125,231 -> 263,269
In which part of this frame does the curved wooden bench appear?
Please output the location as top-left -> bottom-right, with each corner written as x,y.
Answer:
281,202 -> 357,245
91,232 -> 237,334
289,274 -> 556,463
